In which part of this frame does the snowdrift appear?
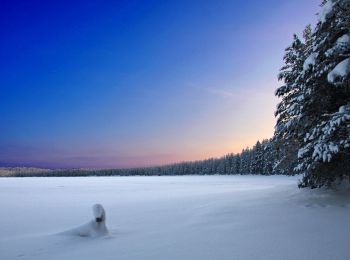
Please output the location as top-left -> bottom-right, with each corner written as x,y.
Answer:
60,204 -> 109,237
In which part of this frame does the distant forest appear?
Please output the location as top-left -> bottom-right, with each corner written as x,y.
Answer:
0,138 -> 293,178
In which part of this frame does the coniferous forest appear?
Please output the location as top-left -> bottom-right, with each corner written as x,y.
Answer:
3,138 -> 285,178
2,0 -> 350,189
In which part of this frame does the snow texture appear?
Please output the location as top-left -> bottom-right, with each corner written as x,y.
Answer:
339,105 -> 350,113
0,176 -> 350,260
326,34 -> 350,57
328,58 -> 350,84
303,52 -> 318,71
318,0 -> 334,23
337,34 -> 350,45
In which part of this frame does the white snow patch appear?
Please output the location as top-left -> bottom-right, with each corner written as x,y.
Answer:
339,105 -> 350,113
329,143 -> 339,154
336,34 -> 350,45
328,58 -> 350,84
326,34 -> 350,57
318,0 -> 334,23
303,52 -> 318,71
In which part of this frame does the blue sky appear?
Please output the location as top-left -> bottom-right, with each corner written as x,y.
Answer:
0,0 -> 320,168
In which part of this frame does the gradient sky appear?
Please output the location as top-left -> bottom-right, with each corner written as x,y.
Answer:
0,0 -> 320,168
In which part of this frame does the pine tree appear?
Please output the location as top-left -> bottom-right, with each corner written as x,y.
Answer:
275,0 -> 350,188
274,26 -> 312,176
261,139 -> 274,175
251,141 -> 264,174
296,0 -> 350,188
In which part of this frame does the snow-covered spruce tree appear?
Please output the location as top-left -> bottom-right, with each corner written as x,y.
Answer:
279,0 -> 350,188
251,141 -> 264,174
261,139 -> 275,175
240,148 -> 252,174
274,26 -> 313,176
272,136 -> 299,175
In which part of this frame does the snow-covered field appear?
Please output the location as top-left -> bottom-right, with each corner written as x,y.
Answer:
0,175 -> 349,260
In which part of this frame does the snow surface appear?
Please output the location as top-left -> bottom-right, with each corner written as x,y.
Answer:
0,175 -> 350,260
328,58 -> 350,84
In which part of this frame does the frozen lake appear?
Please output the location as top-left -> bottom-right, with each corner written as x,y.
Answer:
0,175 -> 349,260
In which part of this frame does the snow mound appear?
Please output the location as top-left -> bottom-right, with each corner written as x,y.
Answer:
60,204 -> 109,237
303,52 -> 318,72
326,34 -> 350,57
327,58 -> 350,84
336,34 -> 350,45
339,105 -> 350,113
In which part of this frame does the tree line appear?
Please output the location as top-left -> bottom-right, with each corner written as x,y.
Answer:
7,138 -> 293,177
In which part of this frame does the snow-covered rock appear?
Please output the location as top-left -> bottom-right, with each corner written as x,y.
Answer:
61,204 -> 109,237
327,58 -> 350,84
